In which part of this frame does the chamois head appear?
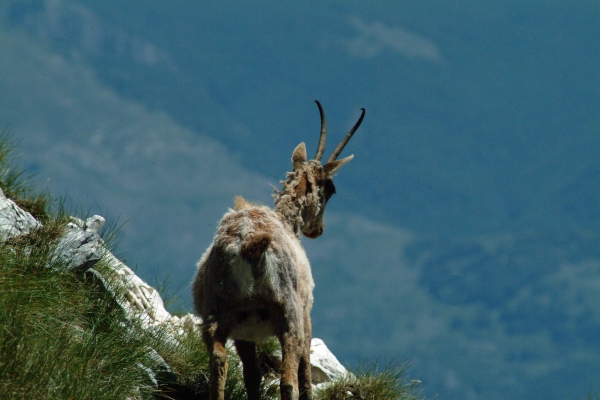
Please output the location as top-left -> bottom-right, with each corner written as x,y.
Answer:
274,101 -> 365,239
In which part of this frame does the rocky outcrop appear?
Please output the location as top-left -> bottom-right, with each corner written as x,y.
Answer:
0,191 -> 351,389
52,215 -> 105,272
310,338 -> 350,385
0,188 -> 41,240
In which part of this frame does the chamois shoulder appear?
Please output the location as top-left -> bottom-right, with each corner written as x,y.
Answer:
218,199 -> 281,242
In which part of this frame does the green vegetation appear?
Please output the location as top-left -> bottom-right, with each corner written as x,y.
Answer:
0,133 -> 423,399
0,136 -> 158,399
315,362 -> 422,400
0,130 -> 52,223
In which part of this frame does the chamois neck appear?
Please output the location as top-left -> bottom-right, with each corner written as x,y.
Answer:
273,191 -> 305,238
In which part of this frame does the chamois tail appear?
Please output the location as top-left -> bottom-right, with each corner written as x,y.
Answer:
240,233 -> 271,278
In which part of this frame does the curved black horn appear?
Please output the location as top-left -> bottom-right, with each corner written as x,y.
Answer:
314,100 -> 327,161
328,107 -> 365,162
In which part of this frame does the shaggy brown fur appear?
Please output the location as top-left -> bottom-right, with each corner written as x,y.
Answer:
192,102 -> 364,400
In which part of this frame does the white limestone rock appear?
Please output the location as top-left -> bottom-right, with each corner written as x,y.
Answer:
0,188 -> 41,240
102,250 -> 203,334
310,338 -> 351,385
52,215 -> 106,272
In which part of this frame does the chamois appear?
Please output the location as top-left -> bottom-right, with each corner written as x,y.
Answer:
192,101 -> 365,400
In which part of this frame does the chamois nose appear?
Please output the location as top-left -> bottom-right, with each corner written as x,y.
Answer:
304,225 -> 323,239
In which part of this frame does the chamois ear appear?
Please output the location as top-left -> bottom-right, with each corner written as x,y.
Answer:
234,195 -> 250,210
323,154 -> 354,176
292,142 -> 307,170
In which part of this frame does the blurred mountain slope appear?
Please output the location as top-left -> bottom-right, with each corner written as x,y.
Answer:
5,0 -> 599,237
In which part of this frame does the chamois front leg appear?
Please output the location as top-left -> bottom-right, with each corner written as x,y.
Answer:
203,323 -> 229,400
298,311 -> 313,400
234,340 -> 262,400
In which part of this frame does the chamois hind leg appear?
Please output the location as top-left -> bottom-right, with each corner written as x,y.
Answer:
298,312 -> 313,400
279,330 -> 301,400
234,340 -> 262,400
202,323 -> 229,400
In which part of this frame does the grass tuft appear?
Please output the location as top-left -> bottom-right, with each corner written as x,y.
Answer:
0,130 -> 53,223
315,361 -> 422,400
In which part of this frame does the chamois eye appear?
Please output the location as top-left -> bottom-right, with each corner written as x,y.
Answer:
323,179 -> 336,200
